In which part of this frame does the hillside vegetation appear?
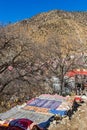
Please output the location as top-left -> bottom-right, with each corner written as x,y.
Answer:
0,10 -> 87,112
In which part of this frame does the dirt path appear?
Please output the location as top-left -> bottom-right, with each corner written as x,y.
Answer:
49,102 -> 87,130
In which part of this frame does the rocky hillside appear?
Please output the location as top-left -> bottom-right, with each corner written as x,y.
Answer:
49,102 -> 87,130
0,10 -> 87,112
8,10 -> 87,45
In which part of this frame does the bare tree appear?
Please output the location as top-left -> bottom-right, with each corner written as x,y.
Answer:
45,34 -> 86,95
0,25 -> 52,98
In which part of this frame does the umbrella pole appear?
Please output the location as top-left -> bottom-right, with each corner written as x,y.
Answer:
75,75 -> 77,95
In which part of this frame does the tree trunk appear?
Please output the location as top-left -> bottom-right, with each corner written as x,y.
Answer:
60,66 -> 64,95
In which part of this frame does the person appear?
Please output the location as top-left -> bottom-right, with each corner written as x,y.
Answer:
72,100 -> 81,112
76,83 -> 81,95
67,108 -> 73,120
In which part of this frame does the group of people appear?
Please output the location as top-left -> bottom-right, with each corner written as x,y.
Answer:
67,97 -> 81,120
76,82 -> 86,95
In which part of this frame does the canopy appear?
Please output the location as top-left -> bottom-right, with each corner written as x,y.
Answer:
66,69 -> 87,77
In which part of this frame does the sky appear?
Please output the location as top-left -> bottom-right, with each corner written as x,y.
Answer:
0,0 -> 87,24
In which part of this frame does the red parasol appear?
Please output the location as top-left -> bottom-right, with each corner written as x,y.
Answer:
66,69 -> 87,77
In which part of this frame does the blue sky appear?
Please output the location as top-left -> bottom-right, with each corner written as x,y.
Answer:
0,0 -> 87,24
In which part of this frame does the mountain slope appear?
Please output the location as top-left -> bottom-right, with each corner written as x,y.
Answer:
0,10 -> 87,112
7,10 -> 87,45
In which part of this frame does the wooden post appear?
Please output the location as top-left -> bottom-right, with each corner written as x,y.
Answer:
75,75 -> 77,95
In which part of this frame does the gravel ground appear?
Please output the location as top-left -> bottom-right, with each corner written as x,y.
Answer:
49,102 -> 87,130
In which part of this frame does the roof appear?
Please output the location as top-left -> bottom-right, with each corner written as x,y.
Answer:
66,69 -> 87,77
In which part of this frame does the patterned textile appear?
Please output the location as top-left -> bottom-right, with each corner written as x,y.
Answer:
9,118 -> 34,130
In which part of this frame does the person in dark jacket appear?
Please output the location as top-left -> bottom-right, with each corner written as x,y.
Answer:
67,108 -> 73,120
